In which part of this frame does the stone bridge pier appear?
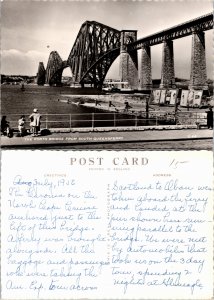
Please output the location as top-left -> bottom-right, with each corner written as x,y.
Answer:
139,30 -> 209,91
139,39 -> 176,90
189,30 -> 208,90
139,45 -> 152,90
119,30 -> 138,89
160,39 -> 175,89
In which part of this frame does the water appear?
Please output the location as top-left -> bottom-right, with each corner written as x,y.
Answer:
1,85 -> 95,116
2,85 -> 154,129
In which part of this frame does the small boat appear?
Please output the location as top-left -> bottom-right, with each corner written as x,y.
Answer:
71,100 -> 85,106
58,99 -> 72,104
102,81 -> 132,93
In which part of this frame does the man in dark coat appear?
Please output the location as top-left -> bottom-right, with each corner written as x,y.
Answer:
206,107 -> 213,129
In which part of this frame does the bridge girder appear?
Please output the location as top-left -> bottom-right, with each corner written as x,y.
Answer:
128,13 -> 213,50
45,51 -> 68,85
67,21 -> 121,86
80,48 -> 120,86
39,12 -> 213,87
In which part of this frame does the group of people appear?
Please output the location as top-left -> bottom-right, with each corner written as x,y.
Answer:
1,108 -> 41,137
107,100 -> 131,111
1,106 -> 213,137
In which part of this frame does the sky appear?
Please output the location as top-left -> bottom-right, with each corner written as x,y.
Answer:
1,0 -> 213,79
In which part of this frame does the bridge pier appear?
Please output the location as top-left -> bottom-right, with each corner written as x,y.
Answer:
139,45 -> 152,90
119,30 -> 138,90
160,40 -> 175,89
74,57 -> 79,82
189,31 -> 208,90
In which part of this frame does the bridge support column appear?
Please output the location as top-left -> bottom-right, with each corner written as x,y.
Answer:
139,45 -> 152,90
189,31 -> 208,90
160,40 -> 175,89
120,30 -> 138,90
74,57 -> 79,82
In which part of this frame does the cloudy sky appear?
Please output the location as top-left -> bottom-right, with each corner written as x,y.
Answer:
1,0 -> 213,79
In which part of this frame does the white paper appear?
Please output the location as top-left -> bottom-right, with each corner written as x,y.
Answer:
180,90 -> 189,107
193,91 -> 203,107
160,90 -> 166,104
1,150 -> 213,300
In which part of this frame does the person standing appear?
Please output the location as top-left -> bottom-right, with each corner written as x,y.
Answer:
124,101 -> 132,112
206,107 -> 213,129
18,115 -> 26,136
1,116 -> 9,135
29,108 -> 41,136
1,116 -> 13,137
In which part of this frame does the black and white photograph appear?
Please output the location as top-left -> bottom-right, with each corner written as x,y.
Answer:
1,2 -> 213,299
1,0 -> 213,150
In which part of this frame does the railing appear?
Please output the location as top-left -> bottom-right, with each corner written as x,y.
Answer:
4,111 -> 207,131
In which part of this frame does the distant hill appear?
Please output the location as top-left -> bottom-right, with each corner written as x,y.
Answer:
2,75 -> 212,95
1,75 -> 36,84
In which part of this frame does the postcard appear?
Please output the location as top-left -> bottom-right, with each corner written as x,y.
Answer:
1,150 -> 213,299
1,1 -> 213,299
1,0 -> 213,150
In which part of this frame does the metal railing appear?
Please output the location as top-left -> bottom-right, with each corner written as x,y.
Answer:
3,111 -> 207,131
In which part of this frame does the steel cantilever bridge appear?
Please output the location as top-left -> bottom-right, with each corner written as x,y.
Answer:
36,13 -> 213,89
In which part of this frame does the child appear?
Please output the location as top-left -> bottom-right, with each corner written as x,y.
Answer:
18,115 -> 26,136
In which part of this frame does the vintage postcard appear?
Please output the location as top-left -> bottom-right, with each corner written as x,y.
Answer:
1,150 -> 213,299
1,1 -> 213,299
1,0 -> 213,150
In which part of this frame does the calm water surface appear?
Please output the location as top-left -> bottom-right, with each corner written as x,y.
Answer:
1,85 -> 152,128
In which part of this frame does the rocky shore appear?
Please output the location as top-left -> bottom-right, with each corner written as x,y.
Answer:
59,93 -> 207,126
60,93 -> 177,115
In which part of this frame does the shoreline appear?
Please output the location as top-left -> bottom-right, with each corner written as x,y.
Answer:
60,93 -> 210,115
62,93 -> 168,114
2,86 -> 210,132
59,95 -> 208,128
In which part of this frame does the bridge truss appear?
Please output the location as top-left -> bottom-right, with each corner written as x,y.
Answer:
45,51 -> 68,85
129,13 -> 213,50
39,12 -> 213,87
67,21 -> 121,87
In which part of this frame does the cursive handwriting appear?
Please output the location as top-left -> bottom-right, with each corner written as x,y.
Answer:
2,170 -> 212,299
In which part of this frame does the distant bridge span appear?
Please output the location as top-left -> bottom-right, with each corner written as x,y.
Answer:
36,12 -> 213,90
128,13 -> 213,50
